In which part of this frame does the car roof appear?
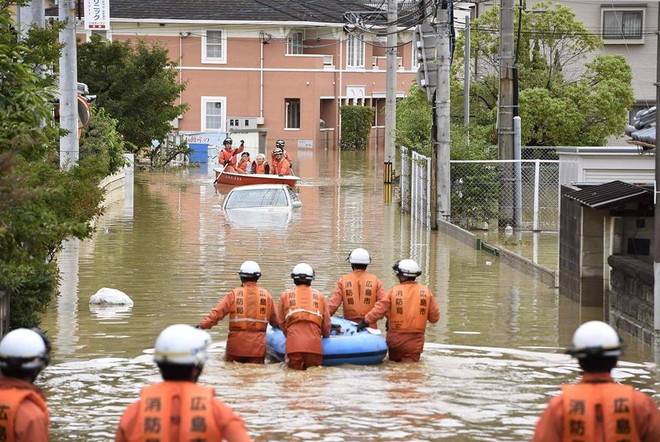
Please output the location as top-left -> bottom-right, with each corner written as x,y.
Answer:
228,184 -> 292,191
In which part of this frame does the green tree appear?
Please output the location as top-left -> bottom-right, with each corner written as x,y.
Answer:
79,106 -> 127,175
77,35 -> 189,151
340,105 -> 374,150
396,85 -> 498,228
395,83 -> 432,156
0,2 -> 105,328
451,0 -> 632,146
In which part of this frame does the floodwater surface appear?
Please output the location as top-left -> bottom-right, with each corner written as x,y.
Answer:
39,146 -> 658,441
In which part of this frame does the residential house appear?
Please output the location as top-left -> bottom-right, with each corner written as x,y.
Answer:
64,0 -> 423,153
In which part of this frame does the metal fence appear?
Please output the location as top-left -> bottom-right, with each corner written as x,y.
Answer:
400,147 -> 560,231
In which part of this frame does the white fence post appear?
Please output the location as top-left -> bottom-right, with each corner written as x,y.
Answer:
533,159 -> 540,232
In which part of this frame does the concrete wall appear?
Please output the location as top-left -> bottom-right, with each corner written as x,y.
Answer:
438,220 -> 557,287
608,255 -> 654,345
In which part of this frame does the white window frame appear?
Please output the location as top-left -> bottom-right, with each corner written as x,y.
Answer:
347,34 -> 365,69
287,31 -> 304,55
285,98 -> 301,130
201,96 -> 227,132
202,29 -> 227,63
601,7 -> 645,44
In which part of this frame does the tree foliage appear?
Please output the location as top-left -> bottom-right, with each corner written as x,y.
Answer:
0,3 -> 106,328
395,83 -> 433,156
451,0 -> 633,146
79,106 -> 127,175
340,105 -> 374,150
77,35 -> 189,151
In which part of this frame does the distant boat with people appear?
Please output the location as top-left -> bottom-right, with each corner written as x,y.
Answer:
213,167 -> 301,187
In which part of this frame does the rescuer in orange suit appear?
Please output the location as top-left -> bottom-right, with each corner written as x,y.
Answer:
270,148 -> 292,176
115,324 -> 251,442
531,321 -> 660,442
270,139 -> 293,168
197,261 -> 278,364
277,263 -> 331,370
329,248 -> 386,328
0,328 -> 51,442
361,258 -> 440,362
219,138 -> 243,170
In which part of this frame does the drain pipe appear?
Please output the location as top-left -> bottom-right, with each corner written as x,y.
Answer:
260,32 -> 265,120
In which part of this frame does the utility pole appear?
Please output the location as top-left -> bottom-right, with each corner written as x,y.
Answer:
464,15 -> 470,128
435,1 -> 451,227
18,0 -> 44,38
654,3 -> 660,359
384,0 -> 397,184
498,0 -> 515,226
59,0 -> 79,171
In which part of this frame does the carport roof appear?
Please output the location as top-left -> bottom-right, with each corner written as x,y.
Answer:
564,181 -> 652,209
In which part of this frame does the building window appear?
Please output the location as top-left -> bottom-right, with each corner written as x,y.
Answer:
347,34 -> 365,69
285,99 -> 300,129
602,9 -> 643,41
201,97 -> 226,131
202,30 -> 226,63
287,31 -> 304,55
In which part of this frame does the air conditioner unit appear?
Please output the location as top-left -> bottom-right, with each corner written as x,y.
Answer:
227,116 -> 259,130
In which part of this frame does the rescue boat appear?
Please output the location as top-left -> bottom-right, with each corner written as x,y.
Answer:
266,317 -> 388,366
213,168 -> 301,187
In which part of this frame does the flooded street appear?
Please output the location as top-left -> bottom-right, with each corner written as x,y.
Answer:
40,146 -> 658,441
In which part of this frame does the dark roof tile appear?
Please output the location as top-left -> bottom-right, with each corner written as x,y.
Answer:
47,1 -> 379,24
564,181 -> 652,209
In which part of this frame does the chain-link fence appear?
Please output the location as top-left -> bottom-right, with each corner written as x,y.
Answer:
400,147 -> 560,231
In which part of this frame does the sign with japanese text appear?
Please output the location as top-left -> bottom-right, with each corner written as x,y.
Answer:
84,0 -> 110,30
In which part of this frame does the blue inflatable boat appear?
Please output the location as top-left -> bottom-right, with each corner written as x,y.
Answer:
267,317 -> 388,366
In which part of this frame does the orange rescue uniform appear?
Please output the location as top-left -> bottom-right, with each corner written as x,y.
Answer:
270,150 -> 292,167
200,282 -> 278,363
277,285 -> 331,370
328,269 -> 386,328
532,372 -> 660,442
364,280 -> 440,362
219,148 -> 239,168
115,381 -> 251,442
271,158 -> 291,176
0,377 -> 49,442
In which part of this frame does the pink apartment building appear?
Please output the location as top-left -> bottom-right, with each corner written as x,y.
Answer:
71,0 -> 420,152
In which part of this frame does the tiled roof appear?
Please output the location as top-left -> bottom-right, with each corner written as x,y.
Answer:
564,180 -> 652,209
625,107 -> 656,148
47,1 -> 380,24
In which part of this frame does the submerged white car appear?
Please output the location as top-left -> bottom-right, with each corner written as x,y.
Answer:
222,184 -> 302,211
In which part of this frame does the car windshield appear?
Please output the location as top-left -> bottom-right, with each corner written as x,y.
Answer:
224,188 -> 289,209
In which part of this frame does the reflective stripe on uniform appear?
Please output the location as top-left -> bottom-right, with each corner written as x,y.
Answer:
285,308 -> 323,320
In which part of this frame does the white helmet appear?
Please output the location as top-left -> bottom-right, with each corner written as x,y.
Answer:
0,328 -> 50,371
393,259 -> 422,278
291,263 -> 315,283
238,260 -> 261,279
348,248 -> 371,265
153,324 -> 211,366
567,321 -> 622,359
